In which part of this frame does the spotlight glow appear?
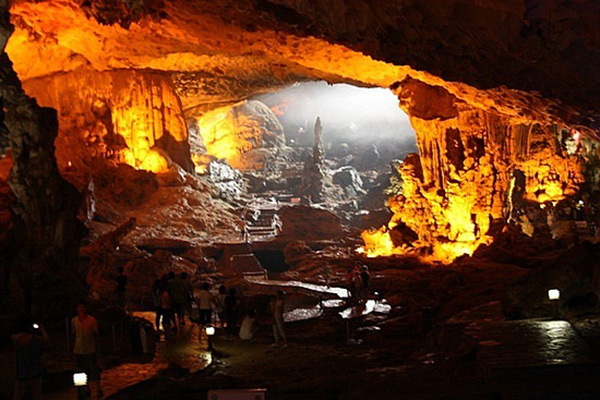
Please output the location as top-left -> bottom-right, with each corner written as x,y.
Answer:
548,289 -> 560,301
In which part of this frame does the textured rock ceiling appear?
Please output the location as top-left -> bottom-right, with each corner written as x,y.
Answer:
6,0 -> 600,135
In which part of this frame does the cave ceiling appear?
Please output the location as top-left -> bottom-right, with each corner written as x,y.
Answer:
6,0 -> 600,135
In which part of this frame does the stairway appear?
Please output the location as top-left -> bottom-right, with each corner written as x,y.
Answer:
230,253 -> 268,281
243,200 -> 280,242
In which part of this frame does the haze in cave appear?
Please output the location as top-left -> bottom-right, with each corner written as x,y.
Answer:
0,1 -> 599,399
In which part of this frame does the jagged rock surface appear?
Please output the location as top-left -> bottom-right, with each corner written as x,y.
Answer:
0,2 -> 86,316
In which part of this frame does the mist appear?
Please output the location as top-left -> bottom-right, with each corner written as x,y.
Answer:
254,81 -> 417,160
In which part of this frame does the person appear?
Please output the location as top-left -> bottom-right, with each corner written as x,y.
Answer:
239,309 -> 257,341
72,301 -> 102,399
150,279 -> 162,331
160,282 -> 174,334
270,290 -> 287,346
197,282 -> 213,326
224,288 -> 239,339
181,272 -> 194,326
115,267 -> 128,309
12,317 -> 48,400
352,264 -> 364,303
213,285 -> 227,328
346,267 -> 356,302
360,265 -> 371,300
168,272 -> 187,330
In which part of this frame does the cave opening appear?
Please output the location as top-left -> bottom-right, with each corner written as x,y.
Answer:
190,81 -> 416,214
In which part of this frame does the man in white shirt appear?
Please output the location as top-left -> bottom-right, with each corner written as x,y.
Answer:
72,301 -> 102,399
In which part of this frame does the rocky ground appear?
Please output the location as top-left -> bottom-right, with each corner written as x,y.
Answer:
3,243 -> 600,399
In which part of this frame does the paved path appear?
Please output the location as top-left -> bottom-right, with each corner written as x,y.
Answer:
462,314 -> 600,399
251,279 -> 350,298
466,319 -> 595,369
102,314 -> 211,398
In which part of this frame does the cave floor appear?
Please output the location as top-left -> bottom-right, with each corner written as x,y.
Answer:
3,259 -> 600,399
105,310 -> 600,400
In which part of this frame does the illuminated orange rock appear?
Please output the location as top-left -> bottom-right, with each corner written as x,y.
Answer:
3,0 -> 595,265
7,0 -> 598,138
22,69 -> 192,173
191,100 -> 285,170
362,80 -> 583,263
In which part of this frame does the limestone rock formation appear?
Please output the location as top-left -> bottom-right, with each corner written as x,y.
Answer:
23,69 -> 193,173
362,79 -> 583,262
190,100 -> 285,171
0,0 -> 598,276
502,242 -> 600,319
0,4 -> 86,316
7,0 -> 599,136
206,159 -> 245,201
300,117 -> 325,203
278,205 -> 344,242
332,166 -> 365,197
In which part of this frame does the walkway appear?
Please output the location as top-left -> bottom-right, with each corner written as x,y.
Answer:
463,315 -> 600,399
251,279 -> 350,299
102,314 -> 212,398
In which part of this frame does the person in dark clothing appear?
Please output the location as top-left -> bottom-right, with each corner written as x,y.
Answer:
160,280 -> 174,334
12,317 -> 48,400
214,285 -> 227,328
224,288 -> 240,340
360,265 -> 371,300
151,279 -> 162,331
115,267 -> 128,309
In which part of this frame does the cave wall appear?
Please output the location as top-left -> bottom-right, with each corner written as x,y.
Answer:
23,69 -> 194,173
0,0 -> 85,315
7,0 -> 598,138
362,79 -> 583,261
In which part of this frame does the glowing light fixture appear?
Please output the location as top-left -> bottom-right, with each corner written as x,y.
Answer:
205,325 -> 216,336
73,372 -> 87,387
548,289 -> 560,301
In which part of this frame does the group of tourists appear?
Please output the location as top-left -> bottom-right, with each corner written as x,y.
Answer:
148,274 -> 288,346
150,272 -> 194,334
347,263 -> 371,304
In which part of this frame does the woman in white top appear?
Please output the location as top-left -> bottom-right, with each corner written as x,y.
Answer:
197,282 -> 213,326
239,309 -> 257,341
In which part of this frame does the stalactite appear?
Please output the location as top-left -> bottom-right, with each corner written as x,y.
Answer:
22,69 -> 193,173
362,79 -> 583,263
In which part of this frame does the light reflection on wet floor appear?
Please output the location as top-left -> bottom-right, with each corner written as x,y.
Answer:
93,313 -> 213,398
99,283 -> 384,396
466,319 -> 594,367
251,280 -> 350,298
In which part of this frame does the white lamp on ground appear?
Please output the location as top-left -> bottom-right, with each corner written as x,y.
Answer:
548,289 -> 560,301
205,325 -> 216,352
73,372 -> 87,387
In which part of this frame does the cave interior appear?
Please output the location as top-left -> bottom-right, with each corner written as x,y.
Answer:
1,0 -> 600,399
